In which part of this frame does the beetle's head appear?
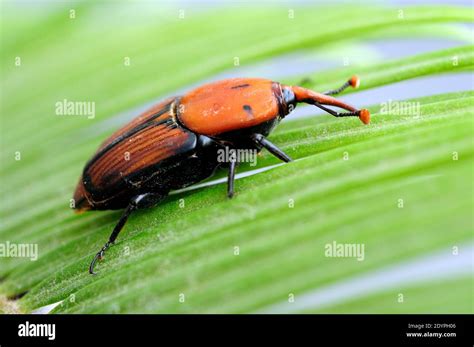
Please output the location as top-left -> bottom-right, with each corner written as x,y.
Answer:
279,76 -> 370,124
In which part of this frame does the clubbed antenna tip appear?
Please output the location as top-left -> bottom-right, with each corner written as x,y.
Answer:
359,109 -> 370,124
349,75 -> 360,89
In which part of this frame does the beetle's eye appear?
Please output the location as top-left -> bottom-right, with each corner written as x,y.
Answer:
282,87 -> 296,116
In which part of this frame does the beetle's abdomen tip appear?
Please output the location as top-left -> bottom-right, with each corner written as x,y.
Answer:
72,176 -> 93,212
359,109 -> 370,124
73,207 -> 87,214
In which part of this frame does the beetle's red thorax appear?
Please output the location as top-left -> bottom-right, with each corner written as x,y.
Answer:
177,78 -> 280,136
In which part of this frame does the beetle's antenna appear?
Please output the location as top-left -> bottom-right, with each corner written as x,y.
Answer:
313,102 -> 370,125
324,75 -> 360,95
289,85 -> 370,124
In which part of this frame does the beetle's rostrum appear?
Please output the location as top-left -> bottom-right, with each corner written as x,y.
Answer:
73,76 -> 370,274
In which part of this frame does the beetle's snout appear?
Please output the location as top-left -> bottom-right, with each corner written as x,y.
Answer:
287,83 -> 370,125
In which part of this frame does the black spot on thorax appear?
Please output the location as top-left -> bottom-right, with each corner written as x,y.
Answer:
243,105 -> 254,118
231,84 -> 250,89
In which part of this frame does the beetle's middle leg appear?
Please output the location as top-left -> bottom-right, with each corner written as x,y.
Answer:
251,134 -> 292,163
89,192 -> 166,275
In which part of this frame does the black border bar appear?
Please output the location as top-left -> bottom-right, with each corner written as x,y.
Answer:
0,314 -> 472,346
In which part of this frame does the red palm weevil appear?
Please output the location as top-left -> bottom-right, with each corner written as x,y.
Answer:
73,76 -> 370,274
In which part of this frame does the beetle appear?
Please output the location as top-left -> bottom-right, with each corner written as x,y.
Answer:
73,76 -> 370,274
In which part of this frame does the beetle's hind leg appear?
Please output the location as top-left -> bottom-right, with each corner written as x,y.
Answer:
89,192 -> 166,275
251,134 -> 292,163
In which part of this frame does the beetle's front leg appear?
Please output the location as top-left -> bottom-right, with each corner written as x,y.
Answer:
251,134 -> 292,163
